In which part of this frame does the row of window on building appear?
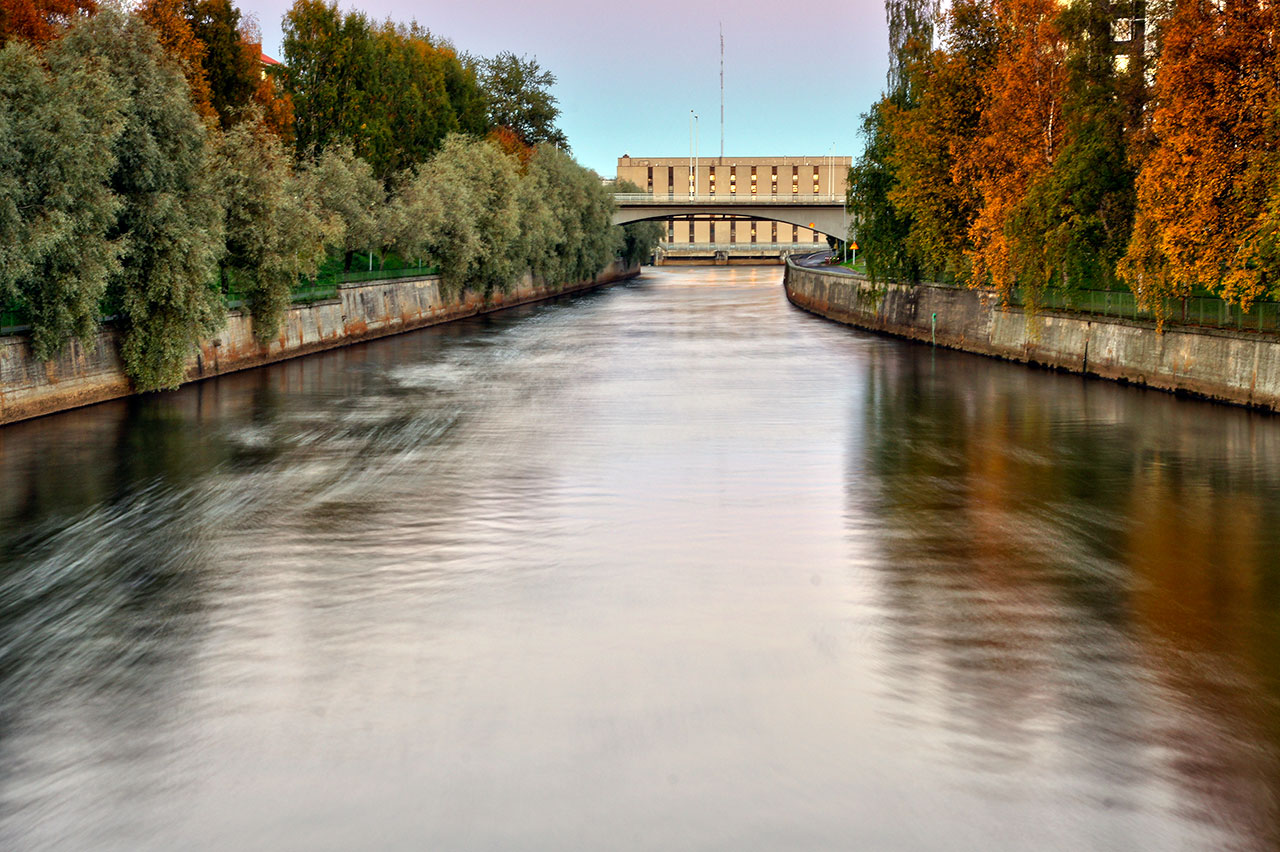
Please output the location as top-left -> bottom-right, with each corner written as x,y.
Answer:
663,219 -> 822,245
646,164 -> 827,197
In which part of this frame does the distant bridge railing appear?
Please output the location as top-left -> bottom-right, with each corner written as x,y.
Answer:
615,194 -> 845,205
662,242 -> 827,253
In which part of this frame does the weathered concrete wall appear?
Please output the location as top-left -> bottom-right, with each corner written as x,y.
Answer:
785,260 -> 1280,412
0,261 -> 637,425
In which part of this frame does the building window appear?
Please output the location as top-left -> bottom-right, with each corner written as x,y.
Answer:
771,167 -> 778,195
730,220 -> 736,243
751,223 -> 757,244
647,166 -> 653,193
792,167 -> 799,194
688,220 -> 695,242
771,221 -> 777,242
813,168 -> 820,195
750,167 -> 758,195
667,220 -> 674,243
812,229 -> 820,243
668,166 -> 674,197
709,168 -> 716,196
710,221 -> 717,242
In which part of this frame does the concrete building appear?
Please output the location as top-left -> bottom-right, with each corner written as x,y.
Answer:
616,155 -> 851,263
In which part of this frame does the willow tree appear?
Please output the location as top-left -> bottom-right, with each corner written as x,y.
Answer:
848,101 -> 918,283
392,135 -> 522,297
303,142 -> 384,272
526,145 -> 618,285
215,118 -> 329,341
136,0 -> 215,121
55,9 -> 224,390
0,39 -> 122,359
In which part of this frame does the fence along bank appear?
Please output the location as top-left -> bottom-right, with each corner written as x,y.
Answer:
784,257 -> 1280,412
0,261 -> 638,426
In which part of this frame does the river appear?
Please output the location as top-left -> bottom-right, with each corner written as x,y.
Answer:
2,265 -> 1280,850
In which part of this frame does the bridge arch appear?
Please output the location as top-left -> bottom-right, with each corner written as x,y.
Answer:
612,195 -> 850,242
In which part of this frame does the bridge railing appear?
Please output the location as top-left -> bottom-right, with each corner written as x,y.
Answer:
661,242 -> 827,253
614,193 -> 845,205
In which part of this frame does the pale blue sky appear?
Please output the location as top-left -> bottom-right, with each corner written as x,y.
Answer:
245,0 -> 890,177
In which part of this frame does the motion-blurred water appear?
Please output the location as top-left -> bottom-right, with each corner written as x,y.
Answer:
2,266 -> 1280,850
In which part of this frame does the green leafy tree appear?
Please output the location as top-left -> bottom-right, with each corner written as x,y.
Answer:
185,0 -> 256,127
615,181 -> 662,267
393,135 -> 522,296
215,117 -> 329,341
1006,0 -> 1136,294
526,145 -> 618,284
137,0 -> 216,121
882,0 -> 995,282
302,142 -> 383,270
848,101 -> 918,282
480,52 -> 567,148
282,1 -> 490,181
1120,0 -> 1277,313
0,38 -> 123,359
56,8 -> 224,390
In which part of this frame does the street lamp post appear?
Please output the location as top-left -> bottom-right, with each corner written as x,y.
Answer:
688,111 -> 700,197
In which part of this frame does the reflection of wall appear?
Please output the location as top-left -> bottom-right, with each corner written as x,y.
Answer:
0,260 -> 639,427
786,261 -> 1280,413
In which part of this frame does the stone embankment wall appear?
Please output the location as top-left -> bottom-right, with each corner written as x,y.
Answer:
0,260 -> 637,425
785,259 -> 1280,412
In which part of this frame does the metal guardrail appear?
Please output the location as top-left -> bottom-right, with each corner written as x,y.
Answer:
807,261 -> 1280,334
1,265 -> 444,335
1,301 -> 28,335
614,194 -> 845,205
331,264 -> 438,286
1008,287 -> 1280,332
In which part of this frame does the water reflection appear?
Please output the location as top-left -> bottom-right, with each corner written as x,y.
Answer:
0,267 -> 1279,849
856,344 -> 1280,849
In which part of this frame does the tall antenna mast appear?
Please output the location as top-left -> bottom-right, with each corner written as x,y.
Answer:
719,23 -> 725,159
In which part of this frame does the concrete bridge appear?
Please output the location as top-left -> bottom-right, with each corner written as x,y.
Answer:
612,194 -> 849,242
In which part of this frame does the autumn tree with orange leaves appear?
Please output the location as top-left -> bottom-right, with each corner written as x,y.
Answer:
136,0 -> 215,120
883,0 -> 997,282
0,0 -> 93,47
1120,0 -> 1278,316
965,0 -> 1067,300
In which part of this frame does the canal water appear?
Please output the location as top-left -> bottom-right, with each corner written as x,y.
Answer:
2,266 -> 1280,850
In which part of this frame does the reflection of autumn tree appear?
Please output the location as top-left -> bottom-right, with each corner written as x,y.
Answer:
855,347 -> 1280,841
